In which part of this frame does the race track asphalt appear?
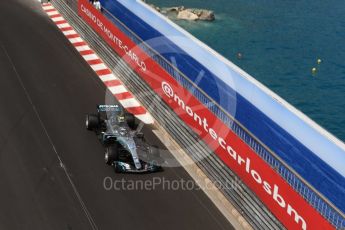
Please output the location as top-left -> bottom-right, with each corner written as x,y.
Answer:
0,0 -> 234,229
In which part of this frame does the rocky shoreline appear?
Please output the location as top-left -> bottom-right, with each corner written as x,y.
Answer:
141,1 -> 215,21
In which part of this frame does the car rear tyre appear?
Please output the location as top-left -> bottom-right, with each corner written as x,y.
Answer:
86,114 -> 100,131
105,144 -> 119,165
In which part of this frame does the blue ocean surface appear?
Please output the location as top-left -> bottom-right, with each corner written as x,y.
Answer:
148,0 -> 345,141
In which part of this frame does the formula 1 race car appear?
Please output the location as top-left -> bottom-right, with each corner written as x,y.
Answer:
86,104 -> 162,173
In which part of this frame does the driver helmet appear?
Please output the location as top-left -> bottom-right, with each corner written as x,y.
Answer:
117,114 -> 125,123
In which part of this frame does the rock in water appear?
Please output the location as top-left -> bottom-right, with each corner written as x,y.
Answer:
142,1 -> 216,22
177,8 -> 215,21
198,9 -> 215,21
177,10 -> 199,21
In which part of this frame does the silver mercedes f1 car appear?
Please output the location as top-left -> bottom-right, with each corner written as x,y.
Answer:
86,104 -> 162,173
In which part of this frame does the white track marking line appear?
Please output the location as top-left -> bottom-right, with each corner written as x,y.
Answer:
62,30 -> 77,36
90,63 -> 107,71
108,85 -> 128,94
99,74 -> 117,82
75,45 -> 91,52
57,23 -> 71,29
47,11 -> 59,16
82,54 -> 99,61
1,42 -> 100,230
69,37 -> 84,44
51,17 -> 65,22
119,98 -> 141,108
42,5 -> 54,10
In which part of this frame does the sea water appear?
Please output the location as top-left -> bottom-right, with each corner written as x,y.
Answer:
148,0 -> 345,141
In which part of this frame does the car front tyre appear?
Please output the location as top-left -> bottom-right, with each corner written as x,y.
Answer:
86,114 -> 100,131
